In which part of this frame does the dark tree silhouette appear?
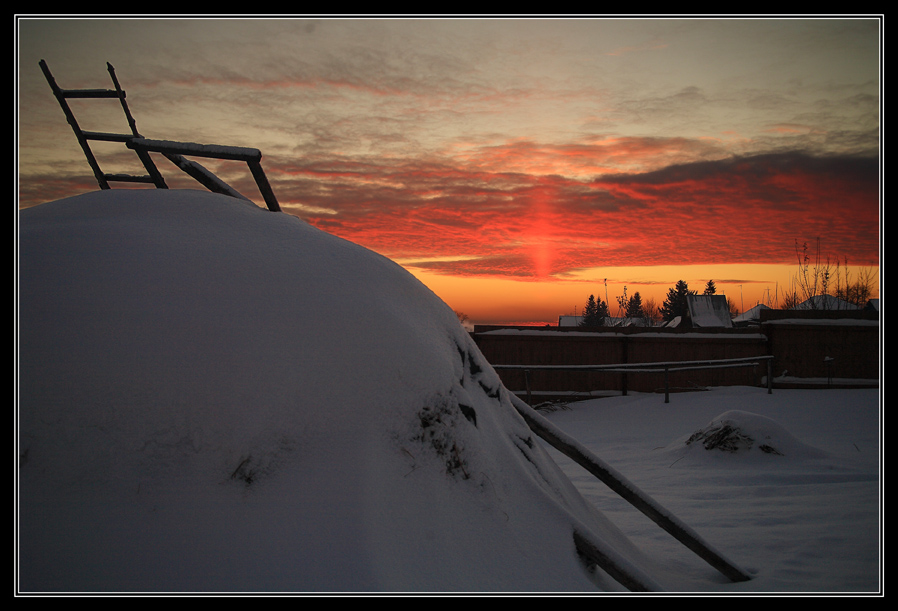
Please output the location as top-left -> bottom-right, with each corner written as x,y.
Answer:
579,294 -> 609,328
625,291 -> 643,319
660,280 -> 695,322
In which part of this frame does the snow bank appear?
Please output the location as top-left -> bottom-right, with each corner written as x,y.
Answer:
663,410 -> 829,466
18,189 -> 655,593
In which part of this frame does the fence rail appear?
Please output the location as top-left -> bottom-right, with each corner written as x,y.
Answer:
493,356 -> 774,404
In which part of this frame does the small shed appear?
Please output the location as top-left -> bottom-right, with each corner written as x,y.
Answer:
558,315 -> 583,327
687,294 -> 733,328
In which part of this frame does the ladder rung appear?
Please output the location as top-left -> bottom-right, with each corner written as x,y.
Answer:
60,88 -> 122,99
103,173 -> 156,184
83,131 -> 135,143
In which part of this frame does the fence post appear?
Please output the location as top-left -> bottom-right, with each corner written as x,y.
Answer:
621,335 -> 629,396
664,365 -> 670,403
524,368 -> 532,406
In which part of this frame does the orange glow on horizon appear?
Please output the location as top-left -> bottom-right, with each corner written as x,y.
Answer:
407,262 -> 880,326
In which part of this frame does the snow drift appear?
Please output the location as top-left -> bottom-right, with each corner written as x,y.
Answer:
663,409 -> 829,466
18,189 -> 657,592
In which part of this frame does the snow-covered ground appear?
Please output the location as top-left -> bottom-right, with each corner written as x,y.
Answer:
539,386 -> 881,593
17,189 -> 882,594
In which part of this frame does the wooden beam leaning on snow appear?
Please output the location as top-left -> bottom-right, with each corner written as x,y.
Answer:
570,524 -> 663,592
127,138 -> 281,212
510,393 -> 753,584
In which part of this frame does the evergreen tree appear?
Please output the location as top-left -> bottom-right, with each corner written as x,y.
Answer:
660,280 -> 694,322
596,296 -> 609,321
579,294 -> 608,328
703,279 -> 717,295
625,291 -> 643,319
581,295 -> 597,325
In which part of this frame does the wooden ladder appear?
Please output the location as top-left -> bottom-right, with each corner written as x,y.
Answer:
39,60 -> 280,212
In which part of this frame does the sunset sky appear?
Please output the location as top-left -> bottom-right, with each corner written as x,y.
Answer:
16,17 -> 881,325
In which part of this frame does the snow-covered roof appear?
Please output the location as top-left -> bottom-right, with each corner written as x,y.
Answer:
558,315 -> 654,328
687,294 -> 733,328
733,303 -> 772,323
792,294 -> 860,311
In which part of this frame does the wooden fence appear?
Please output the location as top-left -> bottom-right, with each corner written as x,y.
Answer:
495,355 -> 774,404
761,319 -> 880,383
472,320 -> 878,402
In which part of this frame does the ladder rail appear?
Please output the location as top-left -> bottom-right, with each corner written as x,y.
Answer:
105,62 -> 168,188
39,59 -> 111,189
106,62 -> 141,139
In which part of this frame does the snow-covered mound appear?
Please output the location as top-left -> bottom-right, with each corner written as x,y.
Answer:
663,410 -> 828,465
18,189 -> 653,593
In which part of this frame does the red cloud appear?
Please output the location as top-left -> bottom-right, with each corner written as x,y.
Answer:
263,151 -> 878,279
